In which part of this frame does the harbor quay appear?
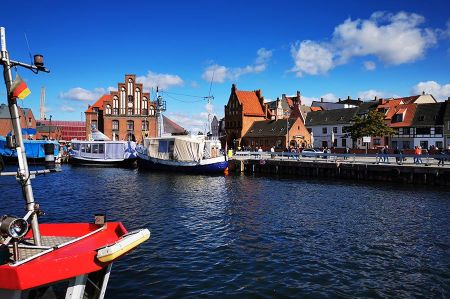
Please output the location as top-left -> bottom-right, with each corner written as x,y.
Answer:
229,151 -> 450,186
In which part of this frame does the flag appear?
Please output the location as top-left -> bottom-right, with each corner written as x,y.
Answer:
10,74 -> 31,99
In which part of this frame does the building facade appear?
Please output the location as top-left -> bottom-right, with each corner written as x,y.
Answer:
36,120 -> 86,141
0,104 -> 37,139
85,74 -> 157,142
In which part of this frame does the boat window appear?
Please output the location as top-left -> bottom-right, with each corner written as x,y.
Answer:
72,143 -> 79,150
98,144 -> 104,154
169,141 -> 175,153
86,144 -> 92,153
92,144 -> 99,154
158,140 -> 169,153
81,144 -> 86,152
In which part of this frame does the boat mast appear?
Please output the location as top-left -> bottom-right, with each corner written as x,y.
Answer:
156,87 -> 166,137
0,27 -> 49,246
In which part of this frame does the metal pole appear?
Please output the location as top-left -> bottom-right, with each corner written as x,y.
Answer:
0,27 -> 42,245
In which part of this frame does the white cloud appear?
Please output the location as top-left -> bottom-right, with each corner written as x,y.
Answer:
363,61 -> 376,71
59,87 -> 107,102
136,71 -> 183,92
291,41 -> 334,76
202,48 -> 272,82
357,89 -> 386,100
320,93 -> 338,102
60,105 -> 76,112
291,11 -> 438,76
412,81 -> 450,101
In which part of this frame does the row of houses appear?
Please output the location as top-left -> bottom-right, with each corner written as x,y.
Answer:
216,84 -> 450,151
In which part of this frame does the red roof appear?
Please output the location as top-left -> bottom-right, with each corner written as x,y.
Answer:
389,103 -> 417,127
85,94 -> 111,113
310,107 -> 322,112
235,90 -> 265,116
393,95 -> 420,104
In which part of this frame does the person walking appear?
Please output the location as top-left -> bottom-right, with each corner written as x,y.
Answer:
383,145 -> 390,163
437,148 -> 445,166
394,147 -> 401,165
415,146 -> 423,164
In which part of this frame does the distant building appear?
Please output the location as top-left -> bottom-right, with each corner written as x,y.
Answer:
211,115 -> 219,139
241,118 -> 311,150
224,84 -> 267,148
36,120 -> 86,141
443,99 -> 450,149
85,74 -> 158,142
410,102 -> 446,150
311,96 -> 362,110
0,103 -> 36,139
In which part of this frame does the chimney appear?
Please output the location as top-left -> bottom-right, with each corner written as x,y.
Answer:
321,97 -> 324,103
338,98 -> 341,103
358,97 -> 361,101
255,89 -> 262,98
374,96 -> 378,101
422,91 -> 425,95
347,96 -> 350,100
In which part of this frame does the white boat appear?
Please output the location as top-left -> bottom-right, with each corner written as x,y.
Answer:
137,135 -> 228,173
69,140 -> 137,167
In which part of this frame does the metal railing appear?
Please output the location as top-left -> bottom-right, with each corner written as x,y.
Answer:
232,151 -> 450,166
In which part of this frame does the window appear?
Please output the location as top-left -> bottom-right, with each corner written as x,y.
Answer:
322,141 -> 328,148
142,97 -> 148,115
158,140 -> 169,152
402,141 -> 410,149
418,115 -> 425,121
92,144 -> 99,154
91,120 -> 97,129
403,127 -> 410,135
149,106 -> 155,116
113,96 -> 119,115
112,120 -> 119,130
416,127 -> 430,135
435,127 -> 443,135
373,139 -> 381,145
93,107 -> 99,113
142,120 -> 149,131
341,138 -> 347,147
98,144 -> 104,154
420,140 -> 428,149
128,108 -> 133,115
393,114 -> 403,123
333,139 -> 337,147
392,141 -> 397,149
322,127 -> 327,134
127,120 -> 134,131
436,141 -> 443,149
28,117 -> 32,126
333,127 -> 337,133
105,104 -> 111,115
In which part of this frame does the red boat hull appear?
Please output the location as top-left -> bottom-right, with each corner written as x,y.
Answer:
0,222 -> 127,290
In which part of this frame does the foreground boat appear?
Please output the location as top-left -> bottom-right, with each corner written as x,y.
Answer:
69,140 -> 137,167
0,136 -> 59,164
0,26 -> 149,298
137,135 -> 228,173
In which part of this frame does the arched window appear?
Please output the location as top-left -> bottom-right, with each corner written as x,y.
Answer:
128,78 -> 133,96
120,87 -> 126,114
149,106 -> 155,116
112,120 -> 119,131
141,120 -> 149,131
105,104 -> 111,115
127,120 -> 134,131
113,96 -> 119,115
135,88 -> 141,115
142,97 -> 148,115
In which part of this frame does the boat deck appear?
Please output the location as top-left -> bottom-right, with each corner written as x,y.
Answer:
7,236 -> 76,263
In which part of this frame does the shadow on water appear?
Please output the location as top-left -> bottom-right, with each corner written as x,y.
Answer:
1,165 -> 449,298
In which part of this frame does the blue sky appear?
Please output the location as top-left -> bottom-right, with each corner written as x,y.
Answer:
1,0 -> 449,132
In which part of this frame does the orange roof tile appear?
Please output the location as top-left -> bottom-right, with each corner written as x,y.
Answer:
85,95 -> 111,113
310,107 -> 322,112
389,103 -> 417,127
394,95 -> 420,104
235,90 -> 265,116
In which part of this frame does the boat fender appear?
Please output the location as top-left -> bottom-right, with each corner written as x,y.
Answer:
96,228 -> 150,263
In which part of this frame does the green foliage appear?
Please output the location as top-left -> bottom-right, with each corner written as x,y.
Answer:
344,110 -> 395,140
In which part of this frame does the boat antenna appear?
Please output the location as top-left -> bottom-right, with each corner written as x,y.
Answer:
1,27 -> 50,246
156,86 -> 166,137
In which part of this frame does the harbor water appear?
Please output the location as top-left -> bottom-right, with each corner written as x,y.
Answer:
1,165 -> 449,298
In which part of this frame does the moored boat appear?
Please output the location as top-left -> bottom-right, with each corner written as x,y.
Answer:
0,26 -> 149,298
137,135 -> 228,173
69,140 -> 137,167
0,136 -> 59,164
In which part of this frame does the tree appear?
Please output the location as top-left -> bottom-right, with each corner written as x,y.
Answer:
344,110 -> 395,140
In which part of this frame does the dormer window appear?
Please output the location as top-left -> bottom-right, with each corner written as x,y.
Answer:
419,115 -> 425,121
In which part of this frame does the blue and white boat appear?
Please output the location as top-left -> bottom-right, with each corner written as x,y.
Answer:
0,136 -> 59,163
136,135 -> 228,173
69,129 -> 137,167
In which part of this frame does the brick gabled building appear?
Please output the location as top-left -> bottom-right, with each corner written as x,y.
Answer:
224,84 -> 267,148
85,74 -> 158,142
0,104 -> 36,139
